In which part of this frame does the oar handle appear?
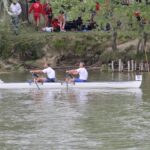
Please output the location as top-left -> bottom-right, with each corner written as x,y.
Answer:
31,73 -> 39,78
30,72 -> 40,90
65,72 -> 73,79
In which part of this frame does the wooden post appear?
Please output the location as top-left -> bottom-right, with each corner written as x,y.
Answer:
131,60 -> 134,72
118,59 -> 122,72
134,61 -> 137,71
121,61 -> 124,71
111,61 -> 114,72
140,61 -> 144,72
128,61 -> 130,72
145,63 -> 149,72
146,62 -> 149,72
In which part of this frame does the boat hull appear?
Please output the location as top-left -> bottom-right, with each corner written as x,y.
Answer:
0,81 -> 142,89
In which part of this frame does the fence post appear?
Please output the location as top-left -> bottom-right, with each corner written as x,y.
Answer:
140,61 -> 144,72
118,59 -> 122,72
131,60 -> 134,72
128,61 -> 130,72
134,61 -> 137,71
111,61 -> 114,72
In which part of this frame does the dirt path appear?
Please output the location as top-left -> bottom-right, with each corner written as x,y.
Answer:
107,39 -> 139,51
117,39 -> 138,50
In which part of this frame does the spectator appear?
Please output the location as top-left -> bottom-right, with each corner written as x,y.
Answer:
135,0 -> 142,2
76,17 -> 83,30
28,0 -> 43,30
101,23 -> 111,31
42,1 -> 53,27
95,1 -> 100,13
57,11 -> 66,32
41,26 -> 53,32
28,0 -> 36,3
134,10 -> 141,22
121,0 -> 130,5
117,20 -> 122,29
10,0 -> 22,35
65,20 -> 76,31
105,23 -> 111,31
87,20 -> 98,30
52,18 -> 60,32
64,17 -> 83,31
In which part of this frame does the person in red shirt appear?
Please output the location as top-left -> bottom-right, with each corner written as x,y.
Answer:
28,0 -> 43,30
95,2 -> 100,13
42,1 -> 53,27
134,11 -> 141,22
51,18 -> 60,32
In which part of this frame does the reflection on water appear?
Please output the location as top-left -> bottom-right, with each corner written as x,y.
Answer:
0,88 -> 149,150
0,72 -> 150,149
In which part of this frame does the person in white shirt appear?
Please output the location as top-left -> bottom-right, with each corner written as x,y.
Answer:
10,0 -> 22,35
66,62 -> 88,82
30,63 -> 56,83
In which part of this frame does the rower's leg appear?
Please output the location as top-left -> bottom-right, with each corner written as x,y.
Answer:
36,78 -> 45,83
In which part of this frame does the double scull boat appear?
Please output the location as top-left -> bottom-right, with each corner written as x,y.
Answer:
0,75 -> 142,89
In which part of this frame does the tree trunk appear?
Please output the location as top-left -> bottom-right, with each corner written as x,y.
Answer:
143,32 -> 147,51
112,28 -> 117,51
19,0 -> 29,22
137,32 -> 147,53
137,37 -> 142,53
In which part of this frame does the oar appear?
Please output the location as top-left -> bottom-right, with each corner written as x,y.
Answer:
65,72 -> 75,90
31,73 -> 40,90
65,72 -> 74,80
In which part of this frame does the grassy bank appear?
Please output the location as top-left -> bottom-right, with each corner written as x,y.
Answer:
0,1 -> 150,71
0,24 -> 150,71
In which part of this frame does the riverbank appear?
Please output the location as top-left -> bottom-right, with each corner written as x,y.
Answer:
0,25 -> 150,72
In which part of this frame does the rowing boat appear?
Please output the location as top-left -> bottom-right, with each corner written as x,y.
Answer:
0,75 -> 142,89
0,80 -> 142,89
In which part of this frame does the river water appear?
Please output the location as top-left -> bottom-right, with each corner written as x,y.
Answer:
0,71 -> 150,150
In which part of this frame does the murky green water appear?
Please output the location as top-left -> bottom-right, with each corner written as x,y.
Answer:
0,72 -> 150,150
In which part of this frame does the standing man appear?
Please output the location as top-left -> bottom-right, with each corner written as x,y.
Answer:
42,1 -> 53,27
10,0 -> 22,35
66,62 -> 88,82
57,11 -> 66,32
28,0 -> 43,30
30,63 -> 56,83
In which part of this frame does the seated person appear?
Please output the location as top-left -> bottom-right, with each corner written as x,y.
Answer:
30,63 -> 56,83
134,11 -> 142,22
51,18 -> 60,32
66,62 -> 88,82
41,26 -> 53,32
65,20 -> 77,31
76,16 -> 83,31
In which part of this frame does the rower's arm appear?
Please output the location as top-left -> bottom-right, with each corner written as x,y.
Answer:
66,70 -> 79,75
30,70 -> 43,74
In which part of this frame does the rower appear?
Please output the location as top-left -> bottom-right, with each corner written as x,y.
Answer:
30,63 -> 56,83
66,62 -> 88,82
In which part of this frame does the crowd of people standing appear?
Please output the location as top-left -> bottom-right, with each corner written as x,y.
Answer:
8,0 -> 67,34
8,0 -> 101,34
28,0 -> 66,32
7,0 -> 148,35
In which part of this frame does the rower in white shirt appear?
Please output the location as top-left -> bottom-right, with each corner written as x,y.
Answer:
66,62 -> 88,82
30,63 -> 56,83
